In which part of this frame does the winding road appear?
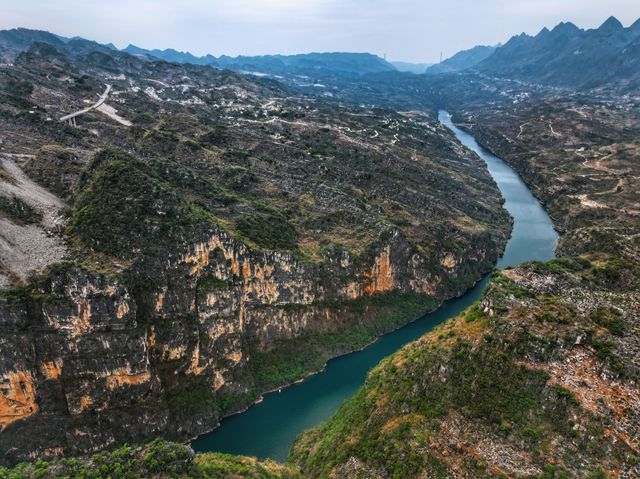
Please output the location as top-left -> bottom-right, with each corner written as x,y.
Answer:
59,84 -> 112,123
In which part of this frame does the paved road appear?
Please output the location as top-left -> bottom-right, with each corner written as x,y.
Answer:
59,84 -> 112,122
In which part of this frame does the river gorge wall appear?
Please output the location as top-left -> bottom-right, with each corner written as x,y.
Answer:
0,222 -> 507,464
0,38 -> 515,465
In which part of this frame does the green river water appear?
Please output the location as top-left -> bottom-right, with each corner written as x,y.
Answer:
191,110 -> 559,461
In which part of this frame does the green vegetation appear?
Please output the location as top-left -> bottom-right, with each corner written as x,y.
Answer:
70,149 -> 216,259
0,284 -> 33,303
531,257 -> 591,275
552,384 -> 580,406
591,338 -> 625,376
247,292 -> 438,392
24,146 -> 86,199
0,440 -> 300,479
197,275 -> 232,295
464,303 -> 485,323
235,211 -> 298,251
165,378 -> 219,416
590,257 -> 634,289
590,306 -> 624,336
4,78 -> 34,97
489,269 -> 533,298
195,453 -> 301,479
0,194 -> 42,225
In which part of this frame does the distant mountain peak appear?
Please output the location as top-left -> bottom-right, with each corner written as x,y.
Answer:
426,44 -> 497,75
123,44 -> 148,54
536,27 -> 551,37
599,16 -> 624,32
551,21 -> 580,35
476,15 -> 640,90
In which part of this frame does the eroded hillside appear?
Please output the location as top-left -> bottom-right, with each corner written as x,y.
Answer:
0,37 -> 511,463
291,94 -> 640,478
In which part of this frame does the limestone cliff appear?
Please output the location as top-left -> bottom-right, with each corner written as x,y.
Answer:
289,92 -> 640,479
0,37 -> 511,465
0,214 -> 507,464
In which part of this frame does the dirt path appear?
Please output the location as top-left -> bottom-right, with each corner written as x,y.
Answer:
548,122 -> 562,137
517,121 -> 531,139
95,103 -> 132,127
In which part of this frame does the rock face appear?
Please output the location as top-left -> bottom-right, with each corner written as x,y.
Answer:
0,29 -> 513,464
290,89 -> 640,478
0,221 -> 506,465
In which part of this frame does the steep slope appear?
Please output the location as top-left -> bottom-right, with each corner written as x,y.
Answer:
291,93 -> 640,478
292,258 -> 639,478
0,35 -> 510,464
426,45 -> 496,75
475,17 -> 640,90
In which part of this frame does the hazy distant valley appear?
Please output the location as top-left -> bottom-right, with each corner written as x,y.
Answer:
0,14 -> 639,479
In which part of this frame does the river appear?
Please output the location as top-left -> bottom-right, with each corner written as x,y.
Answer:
191,110 -> 559,462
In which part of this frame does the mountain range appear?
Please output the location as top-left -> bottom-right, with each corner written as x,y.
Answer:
475,16 -> 640,89
123,46 -> 397,76
118,15 -> 640,91
0,28 -> 396,77
2,16 -> 639,92
0,13 -> 640,478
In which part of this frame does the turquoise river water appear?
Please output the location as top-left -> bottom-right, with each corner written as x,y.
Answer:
191,110 -> 559,461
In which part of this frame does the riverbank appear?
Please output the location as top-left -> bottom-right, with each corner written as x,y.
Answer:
290,104 -> 640,478
190,111 -> 558,461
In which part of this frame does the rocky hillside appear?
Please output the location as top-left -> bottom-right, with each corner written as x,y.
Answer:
0,33 -> 511,464
475,16 -> 640,90
290,93 -> 640,477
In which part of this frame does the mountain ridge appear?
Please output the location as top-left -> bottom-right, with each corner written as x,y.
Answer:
474,15 -> 640,89
425,45 -> 497,75
123,44 -> 398,75
0,27 -> 397,76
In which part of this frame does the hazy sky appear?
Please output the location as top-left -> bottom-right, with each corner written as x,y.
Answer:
1,0 -> 640,63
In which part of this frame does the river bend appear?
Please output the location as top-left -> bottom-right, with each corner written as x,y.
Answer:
191,110 -> 559,461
